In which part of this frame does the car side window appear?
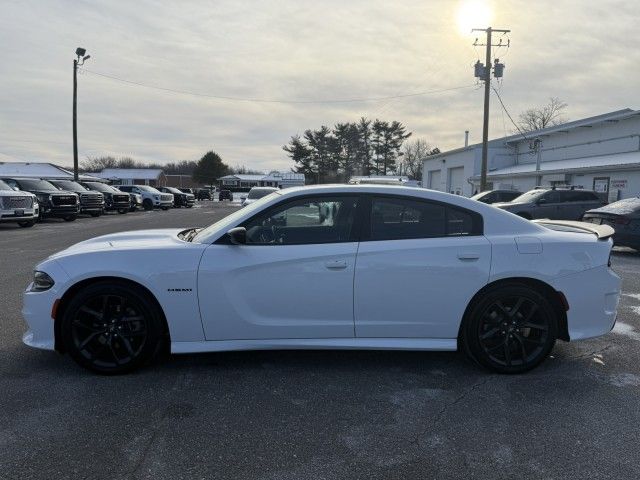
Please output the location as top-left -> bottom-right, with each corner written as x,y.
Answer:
544,191 -> 562,203
243,196 -> 358,245
369,197 -> 479,241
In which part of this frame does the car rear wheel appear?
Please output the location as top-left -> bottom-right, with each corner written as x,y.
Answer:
461,284 -> 557,373
18,220 -> 35,228
143,199 -> 153,211
61,282 -> 164,374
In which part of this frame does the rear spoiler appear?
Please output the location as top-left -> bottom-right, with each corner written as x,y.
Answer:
532,219 -> 615,239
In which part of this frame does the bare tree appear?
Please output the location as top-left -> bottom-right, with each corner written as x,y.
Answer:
399,139 -> 439,180
518,97 -> 568,132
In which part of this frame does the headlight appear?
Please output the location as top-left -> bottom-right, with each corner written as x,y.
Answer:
154,195 -> 160,200
31,271 -> 55,291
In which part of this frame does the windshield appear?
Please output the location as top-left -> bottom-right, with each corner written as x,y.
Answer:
84,182 -> 117,193
192,191 -> 281,243
164,187 -> 182,194
136,185 -> 161,193
17,179 -> 59,191
51,180 -> 86,191
511,190 -> 545,203
470,191 -> 490,200
247,188 -> 277,199
0,179 -> 12,191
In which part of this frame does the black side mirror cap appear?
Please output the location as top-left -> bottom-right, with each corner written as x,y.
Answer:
227,227 -> 247,245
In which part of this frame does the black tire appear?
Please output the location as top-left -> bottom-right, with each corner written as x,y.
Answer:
118,209 -> 128,214
143,199 -> 153,211
460,284 -> 558,374
161,207 -> 169,211
90,212 -> 101,217
186,205 -> 193,208
63,215 -> 77,222
61,281 -> 164,374
18,220 -> 35,228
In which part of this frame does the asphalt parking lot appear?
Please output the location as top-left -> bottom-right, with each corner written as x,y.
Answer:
2,203 -> 640,480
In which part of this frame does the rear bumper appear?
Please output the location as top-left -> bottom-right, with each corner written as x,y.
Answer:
551,265 -> 621,341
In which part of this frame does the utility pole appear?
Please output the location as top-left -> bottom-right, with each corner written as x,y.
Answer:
73,48 -> 91,181
472,27 -> 510,192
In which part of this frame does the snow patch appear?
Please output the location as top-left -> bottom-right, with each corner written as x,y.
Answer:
622,293 -> 640,302
608,373 -> 640,387
612,322 -> 640,341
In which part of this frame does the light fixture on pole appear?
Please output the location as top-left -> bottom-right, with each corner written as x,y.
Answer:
73,47 -> 91,181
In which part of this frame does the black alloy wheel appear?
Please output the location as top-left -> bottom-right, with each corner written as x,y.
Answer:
61,282 -> 164,374
461,284 -> 557,373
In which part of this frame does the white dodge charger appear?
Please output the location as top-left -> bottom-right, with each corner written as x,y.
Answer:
22,185 -> 621,374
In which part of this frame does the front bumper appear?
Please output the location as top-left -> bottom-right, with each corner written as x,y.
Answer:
551,265 -> 621,341
42,204 -> 80,218
0,207 -> 38,222
22,261 -> 70,352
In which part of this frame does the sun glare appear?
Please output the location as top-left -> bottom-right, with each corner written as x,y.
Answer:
456,0 -> 492,35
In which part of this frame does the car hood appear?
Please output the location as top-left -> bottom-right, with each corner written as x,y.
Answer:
48,228 -> 187,259
0,189 -> 34,197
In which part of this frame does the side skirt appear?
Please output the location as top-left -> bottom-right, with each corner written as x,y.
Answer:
171,338 -> 457,354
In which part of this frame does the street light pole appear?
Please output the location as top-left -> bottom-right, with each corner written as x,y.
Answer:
73,58 -> 79,181
72,48 -> 90,181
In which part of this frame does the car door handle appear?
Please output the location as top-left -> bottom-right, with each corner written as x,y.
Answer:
325,260 -> 348,270
457,252 -> 480,260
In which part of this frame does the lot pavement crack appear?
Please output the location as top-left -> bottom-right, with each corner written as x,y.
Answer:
411,377 -> 491,448
568,344 -> 613,360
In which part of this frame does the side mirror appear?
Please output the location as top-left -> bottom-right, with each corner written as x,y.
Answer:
537,198 -> 547,204
227,227 -> 247,245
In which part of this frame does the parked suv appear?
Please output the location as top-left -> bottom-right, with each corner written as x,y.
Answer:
81,181 -> 131,214
157,186 -> 195,208
0,178 -> 39,227
494,187 -> 606,220
1,177 -> 79,221
117,185 -> 173,210
471,189 -> 521,204
48,179 -> 105,217
196,188 -> 212,200
218,189 -> 233,201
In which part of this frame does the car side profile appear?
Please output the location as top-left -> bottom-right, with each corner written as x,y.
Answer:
22,185 -> 620,375
493,187 -> 605,220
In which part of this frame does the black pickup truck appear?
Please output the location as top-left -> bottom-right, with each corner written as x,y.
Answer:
81,181 -> 131,214
0,177 -> 79,221
48,179 -> 105,217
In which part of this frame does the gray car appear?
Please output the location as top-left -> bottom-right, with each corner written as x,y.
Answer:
582,196 -> 640,250
493,188 -> 606,220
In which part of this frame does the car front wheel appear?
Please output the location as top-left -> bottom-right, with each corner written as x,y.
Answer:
61,281 -> 164,374
461,284 -> 558,374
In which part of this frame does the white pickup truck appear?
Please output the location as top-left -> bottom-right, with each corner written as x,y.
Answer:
0,178 -> 39,227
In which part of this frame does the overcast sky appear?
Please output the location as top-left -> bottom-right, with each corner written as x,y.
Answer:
1,0 -> 639,171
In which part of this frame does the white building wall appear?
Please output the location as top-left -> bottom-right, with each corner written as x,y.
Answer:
424,111 -> 640,198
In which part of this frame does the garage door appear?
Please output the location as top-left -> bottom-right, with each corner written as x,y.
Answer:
448,167 -> 465,195
428,170 -> 441,191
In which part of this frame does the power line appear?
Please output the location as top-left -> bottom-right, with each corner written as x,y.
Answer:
490,84 -> 529,141
79,67 -> 476,104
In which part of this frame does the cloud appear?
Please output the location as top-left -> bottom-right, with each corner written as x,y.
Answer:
0,0 -> 638,171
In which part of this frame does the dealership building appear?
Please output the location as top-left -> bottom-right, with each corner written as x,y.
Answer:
422,108 -> 640,202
